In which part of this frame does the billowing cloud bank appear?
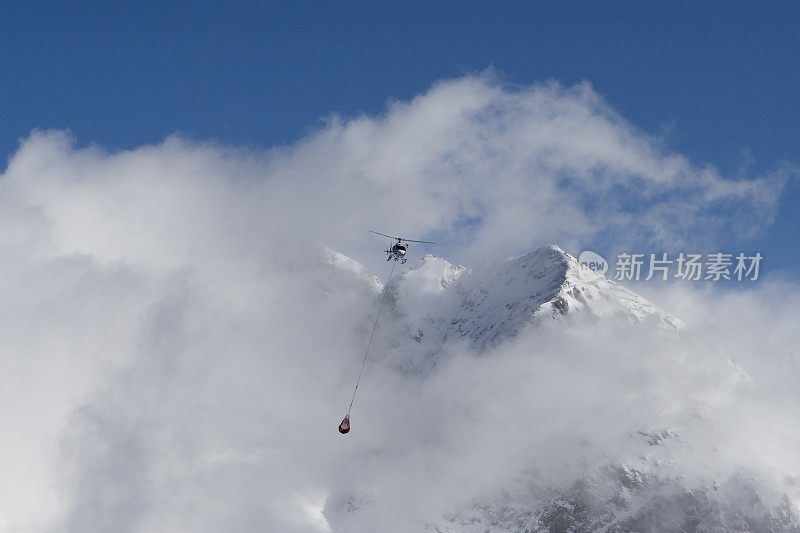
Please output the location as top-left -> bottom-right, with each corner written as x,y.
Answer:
0,75 -> 798,531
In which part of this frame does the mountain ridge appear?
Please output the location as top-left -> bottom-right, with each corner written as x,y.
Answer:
373,245 -> 681,372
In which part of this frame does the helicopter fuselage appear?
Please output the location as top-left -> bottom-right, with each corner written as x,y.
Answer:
386,243 -> 407,263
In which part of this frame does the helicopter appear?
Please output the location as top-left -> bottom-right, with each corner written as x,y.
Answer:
369,230 -> 434,263
337,230 -> 436,436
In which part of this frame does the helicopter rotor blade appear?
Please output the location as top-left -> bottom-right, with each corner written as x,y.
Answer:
369,230 -> 435,245
368,230 -> 397,240
400,238 -> 435,244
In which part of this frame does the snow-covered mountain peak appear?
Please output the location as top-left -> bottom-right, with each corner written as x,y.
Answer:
318,244 -> 680,372
322,245 -> 680,360
324,245 -> 679,342
402,253 -> 466,295
399,245 -> 679,347
323,246 -> 383,294
497,245 -> 682,329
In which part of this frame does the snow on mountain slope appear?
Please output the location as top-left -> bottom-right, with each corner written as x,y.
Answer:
375,245 -> 681,373
324,246 -> 383,295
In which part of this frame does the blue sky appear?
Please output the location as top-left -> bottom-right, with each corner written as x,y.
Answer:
2,1 -> 799,277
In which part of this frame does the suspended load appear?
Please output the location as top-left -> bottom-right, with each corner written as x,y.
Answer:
338,415 -> 350,434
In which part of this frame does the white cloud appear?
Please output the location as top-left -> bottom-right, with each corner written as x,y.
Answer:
0,75 -> 797,531
3,75 -> 791,273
